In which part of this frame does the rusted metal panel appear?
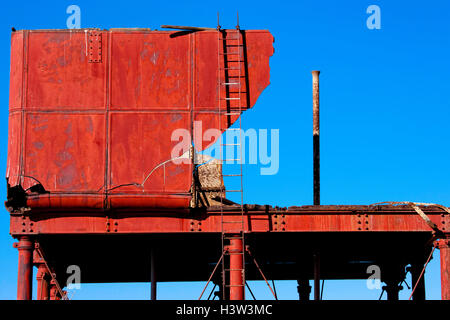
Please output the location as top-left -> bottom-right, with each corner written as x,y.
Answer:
24,113 -> 105,192
6,29 -> 274,211
9,31 -> 24,111
27,31 -> 107,110
110,31 -> 190,109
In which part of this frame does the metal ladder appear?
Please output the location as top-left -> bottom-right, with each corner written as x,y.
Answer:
217,18 -> 246,299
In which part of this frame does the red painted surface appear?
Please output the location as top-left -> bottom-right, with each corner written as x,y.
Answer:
36,264 -> 50,300
229,237 -> 244,300
7,29 -> 274,210
8,205 -> 448,235
438,238 -> 450,300
15,236 -> 33,300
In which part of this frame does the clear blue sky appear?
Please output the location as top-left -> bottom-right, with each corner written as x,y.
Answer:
0,0 -> 449,300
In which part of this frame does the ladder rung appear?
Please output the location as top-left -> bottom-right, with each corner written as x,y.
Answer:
221,143 -> 240,146
219,52 -> 240,55
226,44 -> 243,47
227,60 -> 244,62
225,269 -> 244,271
222,82 -> 240,86
220,97 -> 240,100
223,221 -> 244,223
225,284 -> 245,288
224,235 -> 243,239
226,189 -> 243,192
219,37 -> 241,40
223,174 -> 242,177
223,113 -> 241,116
220,67 -> 241,70
224,252 -> 244,255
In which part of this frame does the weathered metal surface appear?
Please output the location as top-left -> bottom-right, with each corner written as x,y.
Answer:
6,29 -> 274,211
8,205 -> 448,235
312,70 -> 320,206
36,264 -> 50,300
228,237 -> 244,300
437,237 -> 450,299
14,236 -> 33,300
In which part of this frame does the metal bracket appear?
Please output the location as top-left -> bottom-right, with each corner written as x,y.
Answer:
356,212 -> 370,231
11,214 -> 36,234
105,215 -> 119,233
88,31 -> 102,63
272,211 -> 286,232
189,219 -> 202,232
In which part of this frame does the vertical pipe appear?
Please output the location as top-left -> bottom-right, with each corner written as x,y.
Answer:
229,237 -> 244,300
410,262 -> 426,300
312,70 -> 320,206
313,252 -> 321,300
16,236 -> 33,300
438,238 -> 450,300
151,248 -> 157,300
36,265 -> 50,300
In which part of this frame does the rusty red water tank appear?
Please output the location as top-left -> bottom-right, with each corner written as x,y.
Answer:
6,28 -> 273,212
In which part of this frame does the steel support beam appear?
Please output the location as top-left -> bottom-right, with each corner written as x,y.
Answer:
10,206 -> 446,235
437,237 -> 450,300
15,236 -> 34,300
151,248 -> 157,300
229,237 -> 244,300
314,252 -> 321,300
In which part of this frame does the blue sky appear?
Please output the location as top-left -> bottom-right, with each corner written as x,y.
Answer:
0,0 -> 449,300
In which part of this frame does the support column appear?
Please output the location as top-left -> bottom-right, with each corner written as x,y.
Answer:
436,237 -> 450,300
383,280 -> 403,301
313,252 -> 321,300
229,237 -> 244,300
151,248 -> 157,300
381,261 -> 404,300
15,236 -> 34,300
410,262 -> 426,301
36,264 -> 50,300
297,279 -> 311,300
